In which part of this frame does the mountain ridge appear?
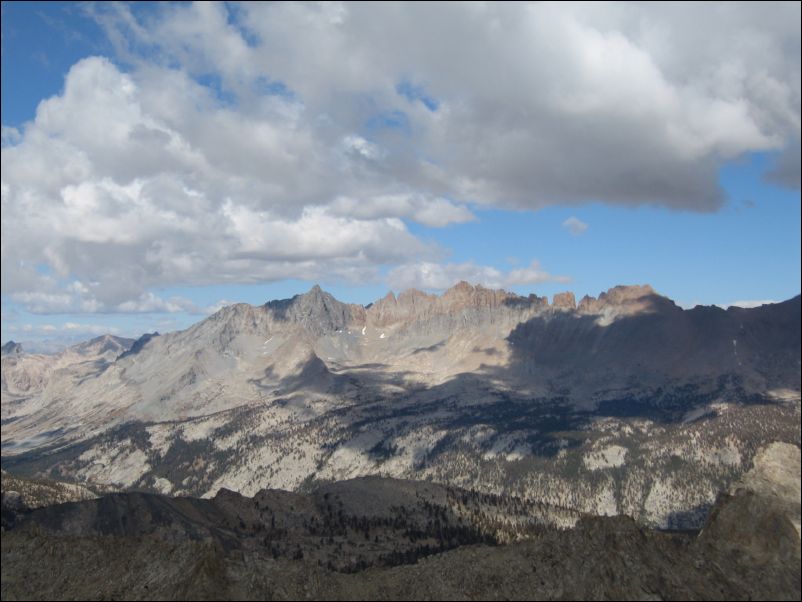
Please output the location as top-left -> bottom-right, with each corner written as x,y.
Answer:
2,283 -> 798,353
2,441 -> 799,600
2,282 -> 799,530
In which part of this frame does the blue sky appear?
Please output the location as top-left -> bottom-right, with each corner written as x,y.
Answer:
1,2 -> 800,347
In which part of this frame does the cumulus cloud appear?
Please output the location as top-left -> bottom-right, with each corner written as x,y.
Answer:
5,322 -> 120,337
329,194 -> 475,228
217,2 -> 797,207
720,299 -> 778,309
2,2 -> 799,314
115,293 -> 201,314
89,2 -> 801,206
387,260 -> 569,292
765,138 -> 802,189
6,277 -> 202,315
562,216 -> 589,236
1,126 -> 21,147
1,57 -> 437,313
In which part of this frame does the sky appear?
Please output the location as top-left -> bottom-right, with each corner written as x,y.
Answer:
1,1 -> 800,349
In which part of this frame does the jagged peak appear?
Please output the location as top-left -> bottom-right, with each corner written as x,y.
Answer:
265,284 -> 351,336
294,284 -> 341,308
599,284 -> 656,301
442,280 -> 520,303
72,334 -> 134,356
187,281 -> 771,342
443,280 -> 505,298
397,288 -> 433,303
574,284 -> 678,322
259,284 -> 333,311
446,280 -> 475,294
82,333 -> 129,346
1,340 -> 24,356
290,284 -> 346,309
213,301 -> 253,317
551,291 -> 576,310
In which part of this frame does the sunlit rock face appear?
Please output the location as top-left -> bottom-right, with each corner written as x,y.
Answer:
2,284 -> 800,529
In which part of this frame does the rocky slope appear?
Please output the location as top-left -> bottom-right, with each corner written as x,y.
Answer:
2,442 -> 799,600
1,284 -> 800,528
0,342 -> 23,357
1,334 -> 133,400
0,470 -> 104,526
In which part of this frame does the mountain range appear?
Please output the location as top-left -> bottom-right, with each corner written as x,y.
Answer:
2,283 -> 800,529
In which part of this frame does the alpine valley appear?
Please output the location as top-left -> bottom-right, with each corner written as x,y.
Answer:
2,283 -> 799,530
2,282 -> 801,599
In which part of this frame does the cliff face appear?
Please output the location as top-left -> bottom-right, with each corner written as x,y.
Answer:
2,283 -> 799,531
266,285 -> 354,337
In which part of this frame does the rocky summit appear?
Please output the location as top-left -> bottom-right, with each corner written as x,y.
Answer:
1,283 -> 800,535
1,283 -> 800,600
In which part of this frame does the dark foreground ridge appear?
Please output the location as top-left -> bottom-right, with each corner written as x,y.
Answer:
2,469 -> 799,601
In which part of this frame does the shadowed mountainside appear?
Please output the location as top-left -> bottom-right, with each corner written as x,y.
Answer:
2,284 -> 800,530
2,442 -> 799,600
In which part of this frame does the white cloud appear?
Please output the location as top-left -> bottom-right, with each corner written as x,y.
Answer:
329,194 -> 475,228
562,216 -> 589,236
8,282 -> 201,316
2,3 -> 799,314
1,126 -> 21,147
765,137 -> 802,189
341,135 -> 383,161
9,291 -> 102,314
63,322 -> 119,334
387,260 -> 569,292
1,57 -> 438,313
89,2 -> 800,208
6,322 -> 120,336
115,293 -> 200,314
720,299 -> 778,309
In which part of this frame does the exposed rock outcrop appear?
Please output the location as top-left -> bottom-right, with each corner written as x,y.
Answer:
2,466 -> 800,601
2,283 -> 799,534
551,291 -> 577,309
0,342 -> 23,357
